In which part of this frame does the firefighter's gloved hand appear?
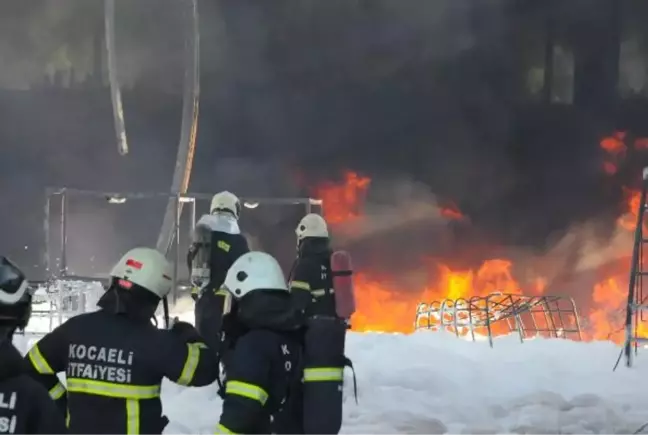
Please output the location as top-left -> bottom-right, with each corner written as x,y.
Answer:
169,318 -> 202,344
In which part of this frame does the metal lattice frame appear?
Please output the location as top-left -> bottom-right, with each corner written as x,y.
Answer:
414,292 -> 583,348
44,187 -> 322,303
620,166 -> 648,369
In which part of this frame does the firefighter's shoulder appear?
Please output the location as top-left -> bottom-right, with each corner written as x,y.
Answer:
0,372 -> 67,433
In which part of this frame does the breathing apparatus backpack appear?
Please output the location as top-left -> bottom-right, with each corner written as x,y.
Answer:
297,249 -> 358,434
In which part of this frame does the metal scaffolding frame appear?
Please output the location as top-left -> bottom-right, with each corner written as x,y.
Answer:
414,292 -> 583,348
44,186 -> 323,303
618,166 -> 648,369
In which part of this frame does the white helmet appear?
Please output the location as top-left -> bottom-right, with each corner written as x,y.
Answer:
222,251 -> 288,299
210,191 -> 241,220
109,247 -> 173,299
295,213 -> 329,242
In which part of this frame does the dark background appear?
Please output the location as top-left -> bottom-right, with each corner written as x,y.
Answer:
1,0 -> 647,286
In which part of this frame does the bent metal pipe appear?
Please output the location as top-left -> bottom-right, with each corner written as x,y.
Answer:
155,0 -> 200,259
104,0 -> 128,156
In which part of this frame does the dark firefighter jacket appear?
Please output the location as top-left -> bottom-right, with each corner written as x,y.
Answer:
289,237 -> 337,318
216,290 -> 304,434
25,294 -> 220,434
0,339 -> 67,434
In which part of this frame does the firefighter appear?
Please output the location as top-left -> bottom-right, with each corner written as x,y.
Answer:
188,191 -> 250,365
188,190 -> 250,300
25,247 -> 220,434
0,256 -> 68,434
215,251 -> 304,434
289,213 -> 336,317
286,213 -> 350,435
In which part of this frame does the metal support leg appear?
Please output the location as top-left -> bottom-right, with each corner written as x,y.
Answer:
44,191 -> 51,281
173,195 -> 180,305
60,191 -> 68,279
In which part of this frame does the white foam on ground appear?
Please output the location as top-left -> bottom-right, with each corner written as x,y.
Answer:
17,281 -> 648,434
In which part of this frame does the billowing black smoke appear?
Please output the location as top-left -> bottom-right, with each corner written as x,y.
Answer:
0,0 -> 647,284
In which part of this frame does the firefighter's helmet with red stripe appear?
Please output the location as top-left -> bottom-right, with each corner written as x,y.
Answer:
109,247 -> 173,299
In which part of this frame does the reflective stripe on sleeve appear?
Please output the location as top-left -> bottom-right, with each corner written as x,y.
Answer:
49,382 -> 66,400
177,342 -> 206,385
303,367 -> 344,382
126,399 -> 140,434
311,288 -> 334,297
66,378 -> 160,399
225,380 -> 268,405
215,423 -> 237,434
290,280 -> 311,291
27,344 -> 54,374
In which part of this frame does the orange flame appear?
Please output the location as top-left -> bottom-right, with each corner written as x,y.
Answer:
439,201 -> 464,220
352,259 -> 525,333
312,150 -> 648,343
313,171 -> 370,224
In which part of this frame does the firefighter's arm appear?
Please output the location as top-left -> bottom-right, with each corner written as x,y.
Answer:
25,323 -> 69,412
158,323 -> 220,387
216,334 -> 271,434
187,242 -> 198,273
194,288 -> 229,352
289,260 -> 316,312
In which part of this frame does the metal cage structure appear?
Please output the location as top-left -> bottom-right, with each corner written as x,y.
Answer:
414,292 -> 583,348
16,280 -> 105,337
43,187 -> 323,305
619,166 -> 648,369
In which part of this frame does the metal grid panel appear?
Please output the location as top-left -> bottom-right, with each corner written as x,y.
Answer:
44,187 -> 323,303
415,292 -> 583,347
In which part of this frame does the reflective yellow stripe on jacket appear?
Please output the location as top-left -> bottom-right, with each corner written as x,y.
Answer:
215,423 -> 237,434
303,367 -> 344,382
49,382 -> 67,400
225,380 -> 268,405
66,378 -> 161,434
27,344 -> 54,374
311,288 -> 333,297
289,280 -> 310,291
176,342 -> 207,386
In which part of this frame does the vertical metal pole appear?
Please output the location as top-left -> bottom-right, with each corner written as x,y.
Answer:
60,191 -> 68,278
190,197 -> 196,237
306,199 -> 312,215
57,282 -> 63,328
44,191 -> 51,281
173,195 -> 180,305
624,168 -> 648,367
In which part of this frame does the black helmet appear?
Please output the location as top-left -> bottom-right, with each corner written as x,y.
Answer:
0,257 -> 33,331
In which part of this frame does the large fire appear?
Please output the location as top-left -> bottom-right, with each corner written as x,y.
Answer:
313,138 -> 648,342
